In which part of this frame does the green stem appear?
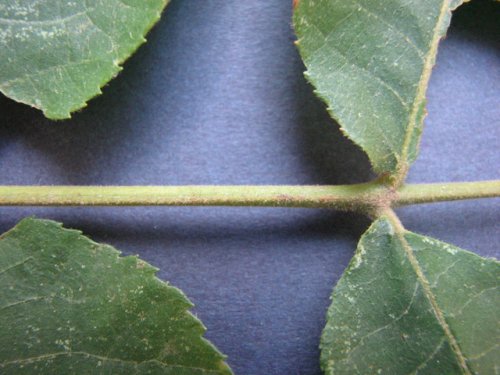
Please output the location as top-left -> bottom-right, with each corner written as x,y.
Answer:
0,180 -> 498,211
396,180 -> 500,206
0,183 -> 384,211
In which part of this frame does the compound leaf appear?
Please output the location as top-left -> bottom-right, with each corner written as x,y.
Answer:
0,218 -> 232,375
0,0 -> 169,119
321,217 -> 499,374
294,0 -> 469,177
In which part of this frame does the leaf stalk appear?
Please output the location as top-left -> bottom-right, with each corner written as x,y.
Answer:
0,180 -> 498,212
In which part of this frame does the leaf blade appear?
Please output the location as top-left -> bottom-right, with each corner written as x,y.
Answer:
0,218 -> 232,374
405,233 -> 499,374
0,0 -> 169,119
321,217 -> 499,374
293,0 -> 469,178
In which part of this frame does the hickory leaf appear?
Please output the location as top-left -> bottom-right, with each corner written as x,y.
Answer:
321,217 -> 499,375
293,0 -> 469,177
0,218 -> 232,375
0,1 -> 498,374
0,0 -> 169,120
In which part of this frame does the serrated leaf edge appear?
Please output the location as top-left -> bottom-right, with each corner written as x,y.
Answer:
0,1 -> 170,120
0,217 -> 233,374
293,0 -> 471,182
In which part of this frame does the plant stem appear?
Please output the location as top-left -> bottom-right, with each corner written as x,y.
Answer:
0,181 -> 498,211
395,180 -> 500,206
0,183 -> 383,211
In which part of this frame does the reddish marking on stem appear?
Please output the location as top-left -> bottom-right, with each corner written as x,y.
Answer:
293,0 -> 299,10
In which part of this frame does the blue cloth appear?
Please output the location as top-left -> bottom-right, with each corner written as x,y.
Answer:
0,1 -> 498,374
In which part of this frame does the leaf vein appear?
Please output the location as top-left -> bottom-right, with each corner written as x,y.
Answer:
0,295 -> 45,311
385,210 -> 472,374
346,282 -> 420,360
410,336 -> 446,375
453,286 -> 498,317
0,256 -> 33,276
313,36 -> 410,111
0,10 -> 89,26
395,0 -> 453,183
351,0 -> 425,60
0,351 -> 221,373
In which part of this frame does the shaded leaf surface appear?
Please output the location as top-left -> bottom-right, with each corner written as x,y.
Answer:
294,0 -> 468,175
0,0 -> 169,119
0,218 -> 232,374
321,218 -> 499,374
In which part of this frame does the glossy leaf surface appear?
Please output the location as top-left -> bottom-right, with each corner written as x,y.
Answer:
0,0 -> 169,119
0,218 -> 232,374
321,218 -> 499,374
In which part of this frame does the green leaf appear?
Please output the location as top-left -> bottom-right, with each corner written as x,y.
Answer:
321,217 -> 499,374
0,218 -> 232,374
294,0 -> 469,177
0,0 -> 169,119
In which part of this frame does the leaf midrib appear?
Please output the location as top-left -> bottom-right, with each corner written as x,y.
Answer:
396,0 -> 473,185
384,210 -> 472,374
395,0 -> 453,185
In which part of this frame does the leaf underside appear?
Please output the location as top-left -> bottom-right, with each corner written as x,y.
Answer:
293,0 -> 469,176
0,218 -> 232,375
321,218 -> 499,375
0,0 -> 169,120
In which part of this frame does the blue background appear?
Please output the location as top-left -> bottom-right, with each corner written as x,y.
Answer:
0,1 -> 498,374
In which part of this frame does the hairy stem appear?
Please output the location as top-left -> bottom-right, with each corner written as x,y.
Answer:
0,183 -> 384,211
395,180 -> 500,206
0,180 -> 498,211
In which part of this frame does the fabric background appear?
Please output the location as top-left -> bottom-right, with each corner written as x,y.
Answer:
0,1 -> 498,374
